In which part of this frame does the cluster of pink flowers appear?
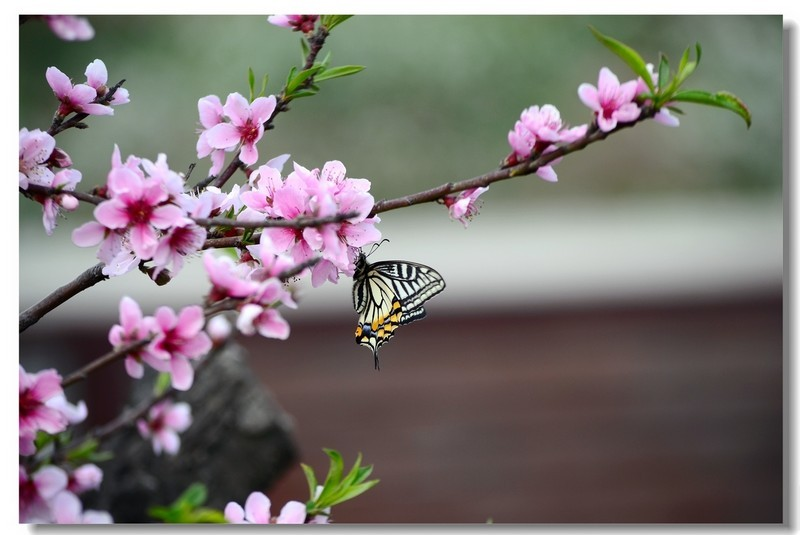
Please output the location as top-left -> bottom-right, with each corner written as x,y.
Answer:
225,490 -> 328,524
267,15 -> 319,33
110,296 -> 212,391
71,145 -> 216,277
196,93 -> 277,175
19,128 -> 81,235
19,365 -> 112,523
136,400 -> 192,456
239,159 -> 382,287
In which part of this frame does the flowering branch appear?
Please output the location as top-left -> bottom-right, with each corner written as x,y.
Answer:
48,79 -> 127,136
19,263 -> 108,332
193,210 -> 358,230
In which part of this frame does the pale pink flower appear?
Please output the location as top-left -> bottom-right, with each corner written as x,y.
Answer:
442,187 -> 489,228
196,95 -> 229,176
20,465 -> 68,523
109,296 -> 170,380
19,128 -> 55,189
225,491 -> 307,524
236,304 -> 290,339
578,67 -> 642,132
146,305 -> 212,391
136,400 -> 192,455
206,93 -> 277,166
84,59 -> 129,106
19,366 -> 68,454
46,66 -> 112,117
67,464 -> 103,495
52,491 -> 113,524
204,251 -> 260,302
206,315 -> 233,345
42,16 -> 94,41
267,15 -> 319,33
46,394 -> 87,425
152,218 -> 206,278
41,169 -> 82,235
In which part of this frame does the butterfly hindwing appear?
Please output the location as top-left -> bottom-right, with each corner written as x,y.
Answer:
353,251 -> 445,369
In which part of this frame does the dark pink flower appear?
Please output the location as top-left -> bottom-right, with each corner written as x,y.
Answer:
152,218 -> 206,278
578,67 -> 642,132
206,93 -> 277,166
42,16 -> 94,41
109,296 -> 171,379
136,400 -> 191,455
146,305 -> 212,391
267,15 -> 319,33
20,465 -> 68,523
19,366 -> 68,453
204,251 -> 260,302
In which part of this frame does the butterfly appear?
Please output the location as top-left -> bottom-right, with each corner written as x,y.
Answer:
352,249 -> 446,370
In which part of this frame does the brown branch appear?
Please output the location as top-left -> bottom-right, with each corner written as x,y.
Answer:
370,107 -> 656,217
21,184 -> 105,206
194,210 -> 359,230
19,263 -> 108,332
61,338 -> 151,388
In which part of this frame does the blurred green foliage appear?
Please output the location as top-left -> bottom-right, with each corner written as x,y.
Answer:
19,15 -> 781,227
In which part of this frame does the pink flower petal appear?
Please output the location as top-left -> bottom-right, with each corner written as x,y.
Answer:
206,123 -> 242,150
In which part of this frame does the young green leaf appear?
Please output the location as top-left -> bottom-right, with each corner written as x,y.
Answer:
320,15 -> 353,32
300,36 -> 310,63
588,26 -> 651,90
154,372 -> 172,396
315,65 -> 366,83
248,67 -> 256,101
657,54 -> 670,92
301,462 -> 318,502
286,65 -> 325,94
670,89 -> 752,127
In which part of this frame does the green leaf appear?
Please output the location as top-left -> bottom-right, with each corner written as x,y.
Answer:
301,462 -> 318,502
286,65 -> 325,94
588,26 -> 651,90
324,480 -> 380,507
154,372 -> 171,396
248,67 -> 256,101
320,448 -> 345,497
287,87 -> 320,100
178,483 -> 208,508
670,89 -> 752,128
320,15 -> 353,32
315,65 -> 366,83
65,438 -> 99,462
657,54 -> 669,92
300,36 -> 310,63
258,74 -> 269,98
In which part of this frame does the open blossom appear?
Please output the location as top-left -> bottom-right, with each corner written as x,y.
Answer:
109,296 -> 169,379
195,95 -> 228,175
152,217 -> 206,278
41,169 -> 82,235
137,400 -> 192,456
204,251 -> 261,301
205,93 -> 277,166
442,187 -> 489,228
506,104 -> 588,182
67,464 -> 103,495
225,491 -> 307,524
19,128 -> 55,189
41,15 -> 94,41
267,15 -> 319,33
237,303 -> 290,339
84,59 -> 129,106
578,67 -> 642,132
146,305 -> 212,391
20,465 -> 69,523
20,366 -> 68,455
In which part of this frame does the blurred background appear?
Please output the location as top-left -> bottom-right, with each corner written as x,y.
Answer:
19,15 -> 782,522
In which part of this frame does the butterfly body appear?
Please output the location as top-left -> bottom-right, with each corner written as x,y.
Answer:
352,251 -> 445,370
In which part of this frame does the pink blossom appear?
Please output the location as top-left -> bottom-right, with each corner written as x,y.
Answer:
196,95 -> 229,175
206,93 -> 277,166
41,169 -> 82,235
85,59 -> 129,106
19,128 -> 55,189
267,15 -> 319,33
46,394 -> 87,425
46,66 -> 112,117
506,105 -> 588,182
578,67 -> 642,132
52,491 -> 113,524
206,315 -> 233,345
109,296 -> 170,379
225,491 -> 308,524
146,305 -> 212,391
152,218 -> 206,278
71,222 -> 139,277
136,400 -> 192,455
93,147 -> 185,259
442,187 -> 489,228
42,16 -> 94,41
204,251 -> 260,301
20,366 -> 68,454
236,304 -> 290,339
67,464 -> 103,495
20,465 -> 68,523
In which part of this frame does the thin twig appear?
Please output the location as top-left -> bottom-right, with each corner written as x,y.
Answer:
21,184 -> 105,206
61,338 -> 150,388
194,210 -> 359,230
20,263 -> 108,333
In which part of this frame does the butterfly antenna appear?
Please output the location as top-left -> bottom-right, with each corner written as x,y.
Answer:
366,239 -> 391,258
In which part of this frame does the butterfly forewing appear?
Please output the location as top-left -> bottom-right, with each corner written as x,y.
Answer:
352,252 -> 445,369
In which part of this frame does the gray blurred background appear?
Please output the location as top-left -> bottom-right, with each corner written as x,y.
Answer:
19,15 -> 782,523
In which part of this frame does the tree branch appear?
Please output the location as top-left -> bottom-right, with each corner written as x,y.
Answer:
19,263 -> 108,333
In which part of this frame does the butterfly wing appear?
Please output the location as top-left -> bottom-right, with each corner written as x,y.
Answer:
353,253 -> 446,369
